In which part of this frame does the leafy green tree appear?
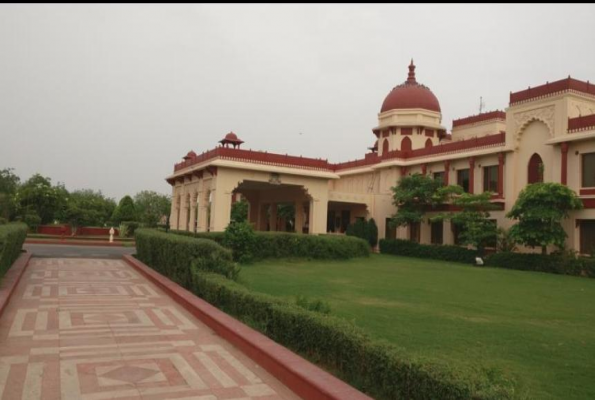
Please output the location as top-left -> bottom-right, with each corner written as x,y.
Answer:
433,192 -> 499,255
507,183 -> 582,254
230,198 -> 249,223
111,195 -> 137,225
16,174 -> 69,224
134,191 -> 171,227
390,173 -> 461,228
0,168 -> 20,221
223,220 -> 255,263
277,203 -> 295,231
366,218 -> 379,247
62,190 -> 116,228
346,218 -> 366,239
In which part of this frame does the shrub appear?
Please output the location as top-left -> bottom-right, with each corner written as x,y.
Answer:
485,251 -> 595,277
23,213 -> 42,232
380,239 -> 478,264
0,223 -> 27,279
0,217 -> 7,225
135,228 -> 239,281
187,271 -> 515,400
366,218 -> 378,247
223,221 -> 257,263
121,221 -> 140,237
170,230 -> 370,260
295,294 -> 331,314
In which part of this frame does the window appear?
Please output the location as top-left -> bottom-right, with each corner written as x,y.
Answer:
457,169 -> 470,193
483,165 -> 499,193
401,137 -> 412,152
431,221 -> 443,244
580,220 -> 595,255
433,171 -> 445,186
385,218 -> 396,240
409,222 -> 420,243
582,153 -> 595,187
528,153 -> 544,184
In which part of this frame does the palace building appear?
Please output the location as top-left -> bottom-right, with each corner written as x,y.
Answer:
166,61 -> 595,254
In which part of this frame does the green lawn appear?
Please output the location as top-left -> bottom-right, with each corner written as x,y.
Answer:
239,254 -> 595,400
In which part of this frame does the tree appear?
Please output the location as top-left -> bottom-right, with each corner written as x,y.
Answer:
366,218 -> 378,247
16,174 -> 69,224
433,192 -> 499,256
230,198 -> 249,223
111,195 -> 137,225
134,191 -> 171,227
65,190 -> 116,227
390,173 -> 461,228
506,183 -> 582,254
0,168 -> 20,221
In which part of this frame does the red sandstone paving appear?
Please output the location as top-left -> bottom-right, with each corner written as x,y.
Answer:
0,257 -> 300,400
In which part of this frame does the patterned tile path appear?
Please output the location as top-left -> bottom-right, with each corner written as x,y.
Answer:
0,258 -> 301,400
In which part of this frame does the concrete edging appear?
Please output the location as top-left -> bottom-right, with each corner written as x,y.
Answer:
123,255 -> 372,400
25,239 -> 133,247
0,252 -> 32,319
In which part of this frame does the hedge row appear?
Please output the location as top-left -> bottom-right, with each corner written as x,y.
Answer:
0,223 -> 27,279
379,239 -> 478,264
170,230 -> 370,260
135,231 -> 514,400
135,229 -> 239,280
485,252 -> 595,277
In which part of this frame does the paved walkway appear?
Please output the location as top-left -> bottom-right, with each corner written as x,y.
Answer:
0,258 -> 300,400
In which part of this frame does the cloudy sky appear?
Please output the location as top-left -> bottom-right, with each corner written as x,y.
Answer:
1,4 -> 594,200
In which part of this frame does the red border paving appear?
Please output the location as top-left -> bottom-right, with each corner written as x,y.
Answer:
123,255 -> 373,400
25,239 -> 133,247
0,252 -> 32,318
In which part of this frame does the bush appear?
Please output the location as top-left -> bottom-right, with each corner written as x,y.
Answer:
380,239 -> 478,264
121,221 -> 140,237
23,213 -> 42,232
485,251 -> 595,277
366,218 -> 378,247
187,271 -> 515,400
0,223 -> 27,279
295,294 -> 331,314
135,228 -> 239,281
0,217 -> 7,225
170,230 -> 370,260
223,221 -> 257,263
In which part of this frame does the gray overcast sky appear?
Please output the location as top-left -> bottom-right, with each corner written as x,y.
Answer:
1,4 -> 595,200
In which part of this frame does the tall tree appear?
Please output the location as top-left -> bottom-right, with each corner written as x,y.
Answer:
433,191 -> 499,255
0,168 -> 20,220
390,173 -> 461,228
230,198 -> 249,223
61,190 -> 117,230
111,195 -> 137,225
16,174 -> 69,224
134,191 -> 171,227
507,183 -> 582,254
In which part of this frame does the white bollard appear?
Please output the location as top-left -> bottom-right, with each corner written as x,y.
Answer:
109,227 -> 115,243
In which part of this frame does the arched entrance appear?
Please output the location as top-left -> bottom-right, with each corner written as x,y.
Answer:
528,153 -> 544,184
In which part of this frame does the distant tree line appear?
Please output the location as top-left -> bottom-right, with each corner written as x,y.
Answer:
0,168 -> 171,234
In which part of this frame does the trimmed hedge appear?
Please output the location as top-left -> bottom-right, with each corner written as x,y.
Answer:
486,252 -> 595,278
135,229 -> 239,281
171,230 -> 370,260
0,223 -> 27,279
380,239 -> 478,264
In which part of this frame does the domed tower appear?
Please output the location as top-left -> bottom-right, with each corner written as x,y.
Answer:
373,61 -> 447,156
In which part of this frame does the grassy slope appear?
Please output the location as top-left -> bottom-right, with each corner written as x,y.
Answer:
240,254 -> 595,400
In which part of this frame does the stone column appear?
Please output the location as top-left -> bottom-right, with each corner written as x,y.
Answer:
295,201 -> 305,234
179,189 -> 189,231
443,220 -> 454,245
169,187 -> 179,230
308,198 -> 328,234
196,190 -> 209,232
210,187 -> 232,232
498,152 -> 505,197
421,164 -> 427,175
269,203 -> 278,232
468,157 -> 475,194
444,160 -> 450,185
561,142 -> 569,185
189,192 -> 197,233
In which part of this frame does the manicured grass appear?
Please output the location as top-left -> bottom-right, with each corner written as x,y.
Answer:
239,254 -> 595,400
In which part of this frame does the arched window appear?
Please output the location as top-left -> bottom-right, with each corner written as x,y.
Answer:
382,139 -> 389,155
425,138 -> 433,148
528,153 -> 544,184
401,136 -> 412,152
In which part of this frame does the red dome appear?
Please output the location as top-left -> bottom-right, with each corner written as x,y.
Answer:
225,132 -> 239,140
380,61 -> 441,113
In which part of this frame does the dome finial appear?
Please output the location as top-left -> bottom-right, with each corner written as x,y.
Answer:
407,60 -> 416,83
